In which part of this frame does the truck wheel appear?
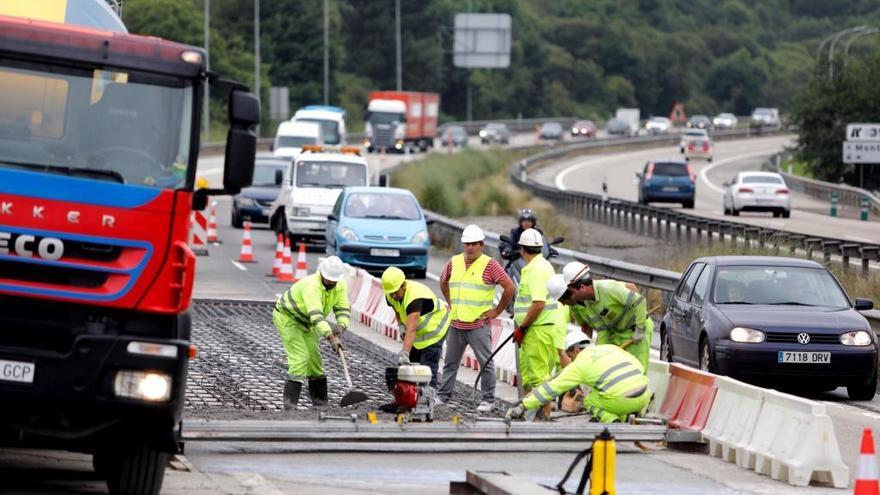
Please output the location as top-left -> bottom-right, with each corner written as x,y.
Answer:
231,210 -> 243,229
103,439 -> 169,495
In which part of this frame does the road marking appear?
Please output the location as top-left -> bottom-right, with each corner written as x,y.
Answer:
698,149 -> 783,194
555,155 -> 624,190
232,261 -> 247,271
426,271 -> 440,281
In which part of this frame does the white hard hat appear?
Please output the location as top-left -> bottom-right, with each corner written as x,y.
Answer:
518,228 -> 543,247
461,224 -> 485,243
565,331 -> 590,351
547,274 -> 569,301
562,261 -> 590,284
319,256 -> 345,282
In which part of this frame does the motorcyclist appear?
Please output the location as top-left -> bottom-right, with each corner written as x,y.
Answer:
500,209 -> 542,259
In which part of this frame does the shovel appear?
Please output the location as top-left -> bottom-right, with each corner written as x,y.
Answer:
338,349 -> 369,407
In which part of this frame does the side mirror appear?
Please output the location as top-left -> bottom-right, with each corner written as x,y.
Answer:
378,174 -> 389,187
634,172 -> 642,179
854,298 -> 874,311
269,142 -> 275,152
327,213 -> 337,222
275,169 -> 283,185
500,234 -> 512,243
551,236 -> 564,244
425,217 -> 435,226
223,90 -> 260,192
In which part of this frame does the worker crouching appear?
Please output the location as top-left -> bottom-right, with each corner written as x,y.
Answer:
273,256 -> 349,410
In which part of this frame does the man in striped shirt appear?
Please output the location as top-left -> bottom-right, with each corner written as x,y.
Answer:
437,225 -> 515,413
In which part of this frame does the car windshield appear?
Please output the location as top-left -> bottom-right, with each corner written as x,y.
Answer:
487,124 -> 506,130
0,58 -> 193,189
251,162 -> 286,187
653,162 -> 688,176
278,135 -> 317,148
753,109 -> 774,116
685,130 -> 706,137
344,193 -> 421,220
445,127 -> 466,137
542,123 -> 562,132
297,118 -> 340,144
369,111 -> 405,125
713,265 -> 850,307
742,176 -> 783,184
649,118 -> 667,123
295,160 -> 366,188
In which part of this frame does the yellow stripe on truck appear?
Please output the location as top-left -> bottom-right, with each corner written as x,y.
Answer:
0,0 -> 68,23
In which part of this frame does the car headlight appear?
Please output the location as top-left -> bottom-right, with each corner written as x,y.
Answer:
411,230 -> 429,244
479,130 -> 487,138
291,207 -> 311,217
840,331 -> 872,346
729,327 -> 765,343
340,227 -> 358,241
113,370 -> 172,402
237,197 -> 256,207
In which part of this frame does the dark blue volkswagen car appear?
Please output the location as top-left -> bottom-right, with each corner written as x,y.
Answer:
636,160 -> 695,208
231,156 -> 289,228
660,256 -> 878,400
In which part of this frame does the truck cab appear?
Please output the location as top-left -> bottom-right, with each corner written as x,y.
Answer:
292,105 -> 347,145
364,99 -> 407,152
270,146 -> 369,244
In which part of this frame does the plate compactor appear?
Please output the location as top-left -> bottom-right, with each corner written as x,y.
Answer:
380,364 -> 434,421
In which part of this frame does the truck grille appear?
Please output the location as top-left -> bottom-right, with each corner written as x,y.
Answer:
372,128 -> 395,148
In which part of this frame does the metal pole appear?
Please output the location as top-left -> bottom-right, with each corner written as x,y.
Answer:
466,81 -> 472,122
323,0 -> 329,104
395,0 -> 402,91
845,28 -> 879,68
254,0 -> 261,137
829,26 -> 867,80
203,0 -> 210,141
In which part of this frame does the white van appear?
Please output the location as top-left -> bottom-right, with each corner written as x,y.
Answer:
269,147 -> 369,242
292,105 -> 347,145
273,121 -> 323,159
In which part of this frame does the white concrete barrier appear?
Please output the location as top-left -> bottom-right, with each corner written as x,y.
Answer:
645,359 -> 669,415
701,376 -> 764,464
742,389 -> 848,488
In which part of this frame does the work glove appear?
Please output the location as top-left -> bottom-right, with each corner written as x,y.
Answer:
331,323 -> 346,336
506,403 -> 526,420
397,350 -> 411,366
513,326 -> 527,345
327,334 -> 343,355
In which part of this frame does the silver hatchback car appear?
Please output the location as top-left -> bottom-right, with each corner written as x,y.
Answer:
723,171 -> 791,218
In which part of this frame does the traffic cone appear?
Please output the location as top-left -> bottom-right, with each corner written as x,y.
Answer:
277,237 -> 294,282
238,221 -> 254,263
293,242 -> 309,281
271,233 -> 283,277
855,428 -> 879,495
207,200 -> 219,243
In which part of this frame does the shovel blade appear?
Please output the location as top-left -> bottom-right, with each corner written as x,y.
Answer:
340,390 -> 369,407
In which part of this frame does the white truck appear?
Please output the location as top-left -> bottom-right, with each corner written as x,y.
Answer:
272,121 -> 323,159
269,147 -> 370,243
292,105 -> 347,145
615,108 -> 641,137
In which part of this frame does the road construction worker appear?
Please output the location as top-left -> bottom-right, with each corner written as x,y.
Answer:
512,228 -> 560,418
273,256 -> 348,410
382,267 -> 450,389
546,262 -> 653,372
507,337 -> 651,423
438,224 -> 515,412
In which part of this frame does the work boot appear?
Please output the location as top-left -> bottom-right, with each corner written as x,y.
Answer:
308,377 -> 328,406
283,380 -> 302,411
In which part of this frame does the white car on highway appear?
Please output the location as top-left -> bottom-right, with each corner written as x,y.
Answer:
712,112 -> 738,130
723,171 -> 791,218
679,128 -> 709,153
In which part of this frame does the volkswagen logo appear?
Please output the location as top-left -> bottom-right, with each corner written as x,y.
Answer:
796,333 -> 811,345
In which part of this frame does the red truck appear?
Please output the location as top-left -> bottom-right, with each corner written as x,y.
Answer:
0,7 -> 258,495
364,91 -> 440,153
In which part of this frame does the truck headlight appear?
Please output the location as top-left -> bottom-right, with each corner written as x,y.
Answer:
411,230 -> 429,244
340,227 -> 358,241
729,327 -> 765,343
114,370 -> 172,402
840,331 -> 872,346
479,130 -> 487,138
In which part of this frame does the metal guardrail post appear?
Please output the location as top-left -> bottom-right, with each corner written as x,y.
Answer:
787,235 -> 805,255
662,212 -> 671,240
821,240 -> 841,264
841,244 -> 861,273
706,222 -> 719,247
804,238 -> 822,259
860,246 -> 880,277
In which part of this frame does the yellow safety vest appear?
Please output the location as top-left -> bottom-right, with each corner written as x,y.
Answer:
448,253 -> 495,323
274,273 -> 351,337
513,254 -> 558,327
387,281 -> 449,349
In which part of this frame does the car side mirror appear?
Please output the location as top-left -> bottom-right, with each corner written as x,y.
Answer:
269,142 -> 274,151
223,90 -> 260,192
275,169 -> 283,185
378,174 -> 389,187
634,172 -> 642,179
500,234 -> 512,244
551,236 -> 564,244
327,213 -> 337,222
854,298 -> 874,311
425,217 -> 435,226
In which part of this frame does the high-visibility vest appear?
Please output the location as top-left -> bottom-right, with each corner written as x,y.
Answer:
275,273 -> 351,337
448,254 -> 495,323
570,280 -> 647,341
513,254 -> 558,327
523,344 -> 648,410
387,280 -> 449,349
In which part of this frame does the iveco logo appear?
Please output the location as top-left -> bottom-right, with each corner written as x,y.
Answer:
797,333 -> 811,345
0,232 -> 64,261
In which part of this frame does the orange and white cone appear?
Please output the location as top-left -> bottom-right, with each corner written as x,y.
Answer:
293,242 -> 309,281
277,238 -> 294,282
271,233 -> 284,277
207,200 -> 219,243
855,428 -> 879,495
238,221 -> 254,263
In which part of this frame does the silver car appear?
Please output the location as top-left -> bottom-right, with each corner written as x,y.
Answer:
712,113 -> 738,130
645,116 -> 671,135
723,171 -> 791,218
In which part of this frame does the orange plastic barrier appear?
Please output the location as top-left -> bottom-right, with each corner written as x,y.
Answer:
658,363 -> 718,431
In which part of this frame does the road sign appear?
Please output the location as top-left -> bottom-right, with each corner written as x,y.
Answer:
845,123 -> 880,141
842,140 -> 880,163
453,13 -> 511,68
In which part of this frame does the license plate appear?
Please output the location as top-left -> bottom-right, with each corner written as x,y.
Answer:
662,186 -> 678,192
755,199 -> 775,204
777,351 -> 831,364
0,359 -> 35,384
370,248 -> 400,257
